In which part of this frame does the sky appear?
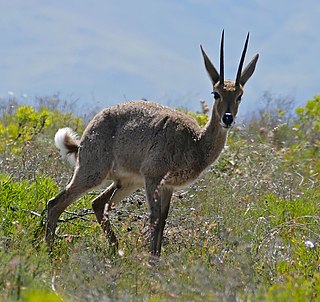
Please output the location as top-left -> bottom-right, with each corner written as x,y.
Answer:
0,0 -> 319,115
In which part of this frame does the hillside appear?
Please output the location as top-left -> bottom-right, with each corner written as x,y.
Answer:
0,95 -> 319,301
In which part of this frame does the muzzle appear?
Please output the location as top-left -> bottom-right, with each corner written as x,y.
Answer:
221,113 -> 234,128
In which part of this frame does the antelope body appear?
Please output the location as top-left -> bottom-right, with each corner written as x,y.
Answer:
46,31 -> 259,256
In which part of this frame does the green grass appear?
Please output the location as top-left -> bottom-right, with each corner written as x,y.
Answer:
0,153 -> 319,301
0,98 -> 320,301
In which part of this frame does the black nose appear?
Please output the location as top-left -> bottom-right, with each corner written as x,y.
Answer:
222,113 -> 234,126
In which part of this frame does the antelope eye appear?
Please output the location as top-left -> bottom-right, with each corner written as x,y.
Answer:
237,95 -> 242,102
212,91 -> 221,100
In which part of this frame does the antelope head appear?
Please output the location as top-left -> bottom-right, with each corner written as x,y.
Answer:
200,30 -> 259,128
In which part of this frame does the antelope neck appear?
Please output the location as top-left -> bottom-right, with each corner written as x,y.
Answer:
198,109 -> 228,165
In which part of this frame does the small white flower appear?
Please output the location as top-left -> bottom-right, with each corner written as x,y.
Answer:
304,240 -> 315,249
118,249 -> 125,257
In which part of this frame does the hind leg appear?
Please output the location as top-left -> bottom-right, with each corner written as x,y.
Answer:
46,186 -> 86,248
92,180 -> 139,248
92,182 -> 118,246
46,163 -> 111,249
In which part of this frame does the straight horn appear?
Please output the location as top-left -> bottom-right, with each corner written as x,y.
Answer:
219,30 -> 225,86
235,32 -> 249,87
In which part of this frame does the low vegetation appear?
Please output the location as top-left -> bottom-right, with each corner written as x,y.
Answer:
0,94 -> 319,301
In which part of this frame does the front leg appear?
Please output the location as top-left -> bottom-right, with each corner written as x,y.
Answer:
145,177 -> 173,256
155,187 -> 173,254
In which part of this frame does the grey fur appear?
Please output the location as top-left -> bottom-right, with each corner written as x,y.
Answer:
46,33 -> 259,256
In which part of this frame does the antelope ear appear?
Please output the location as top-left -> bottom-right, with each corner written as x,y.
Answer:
240,53 -> 259,86
200,45 -> 220,85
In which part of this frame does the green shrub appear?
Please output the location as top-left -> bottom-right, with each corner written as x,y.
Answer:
0,104 -> 84,155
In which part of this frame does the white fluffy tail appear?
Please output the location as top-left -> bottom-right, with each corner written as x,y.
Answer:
54,127 -> 80,167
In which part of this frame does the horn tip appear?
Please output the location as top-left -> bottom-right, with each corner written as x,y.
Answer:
246,32 -> 250,42
200,45 -> 206,55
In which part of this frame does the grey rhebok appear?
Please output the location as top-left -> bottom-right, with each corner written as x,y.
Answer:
46,31 -> 259,256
